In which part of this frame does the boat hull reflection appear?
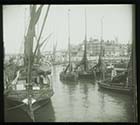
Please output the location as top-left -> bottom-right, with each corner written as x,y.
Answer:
5,65 -> 135,122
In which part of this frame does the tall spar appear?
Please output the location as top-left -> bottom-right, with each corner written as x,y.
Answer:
83,9 -> 88,72
68,9 -> 71,69
99,17 -> 105,80
74,8 -> 97,80
4,5 -> 53,122
59,9 -> 78,81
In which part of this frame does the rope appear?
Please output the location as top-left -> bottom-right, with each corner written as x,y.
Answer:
6,103 -> 25,111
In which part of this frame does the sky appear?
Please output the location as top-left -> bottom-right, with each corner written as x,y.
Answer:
3,4 -> 133,54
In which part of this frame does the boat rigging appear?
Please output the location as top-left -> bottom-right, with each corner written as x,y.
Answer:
60,9 -> 78,81
4,5 -> 54,121
74,9 -> 96,80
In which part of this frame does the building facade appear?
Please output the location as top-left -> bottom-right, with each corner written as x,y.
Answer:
70,38 -> 131,58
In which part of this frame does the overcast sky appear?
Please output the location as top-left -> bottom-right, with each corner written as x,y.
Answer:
3,4 -> 133,54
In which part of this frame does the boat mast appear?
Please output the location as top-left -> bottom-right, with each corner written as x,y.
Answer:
27,5 -> 36,122
83,9 -> 88,71
99,17 -> 105,80
33,5 -> 50,61
24,5 -> 43,121
100,17 -> 103,58
68,9 -> 71,70
33,5 -> 50,64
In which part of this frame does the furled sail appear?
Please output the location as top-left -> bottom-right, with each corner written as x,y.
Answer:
24,5 -> 43,66
75,9 -> 88,72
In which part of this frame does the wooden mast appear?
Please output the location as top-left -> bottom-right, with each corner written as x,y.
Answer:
24,5 -> 43,121
68,9 -> 72,71
33,5 -> 50,61
98,17 -> 105,80
74,9 -> 88,71
27,5 -> 36,122
63,9 -> 72,73
83,9 -> 88,72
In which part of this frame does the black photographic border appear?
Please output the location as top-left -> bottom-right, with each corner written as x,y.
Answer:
0,0 -> 139,124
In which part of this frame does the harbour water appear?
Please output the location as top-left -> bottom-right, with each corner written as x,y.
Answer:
5,65 -> 135,122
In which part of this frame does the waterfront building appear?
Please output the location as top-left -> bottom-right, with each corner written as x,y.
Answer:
70,38 -> 131,58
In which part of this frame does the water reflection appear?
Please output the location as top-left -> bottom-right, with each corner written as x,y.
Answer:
5,65 -> 135,122
98,88 -> 134,122
50,65 -> 134,122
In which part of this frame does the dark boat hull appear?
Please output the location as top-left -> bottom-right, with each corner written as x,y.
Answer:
60,72 -> 78,81
4,87 -> 54,121
98,81 -> 132,94
4,97 -> 24,111
4,97 -> 33,122
4,96 -> 52,122
78,73 -> 95,80
5,88 -> 54,109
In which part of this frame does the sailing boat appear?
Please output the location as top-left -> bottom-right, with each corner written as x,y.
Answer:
4,5 -> 54,121
74,9 -> 96,80
99,43 -> 133,94
97,17 -> 133,94
98,54 -> 133,93
94,18 -> 106,81
60,9 -> 78,81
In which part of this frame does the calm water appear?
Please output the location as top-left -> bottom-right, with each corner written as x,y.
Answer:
5,65 -> 135,122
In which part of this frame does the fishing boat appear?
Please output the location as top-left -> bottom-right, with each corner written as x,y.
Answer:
60,9 -> 78,81
98,69 -> 133,94
93,18 -> 123,81
98,72 -> 132,93
60,63 -> 78,81
4,5 -> 54,121
97,52 -> 133,94
93,17 -> 133,94
74,9 -> 96,80
97,59 -> 133,93
97,42 -> 133,94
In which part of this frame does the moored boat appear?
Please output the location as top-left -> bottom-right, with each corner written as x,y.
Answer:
74,9 -> 96,80
95,17 -> 134,94
5,64 -> 53,107
97,74 -> 132,94
59,9 -> 78,81
98,69 -> 133,94
77,71 -> 95,79
60,71 -> 78,81
4,5 -> 54,121
97,43 -> 134,94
